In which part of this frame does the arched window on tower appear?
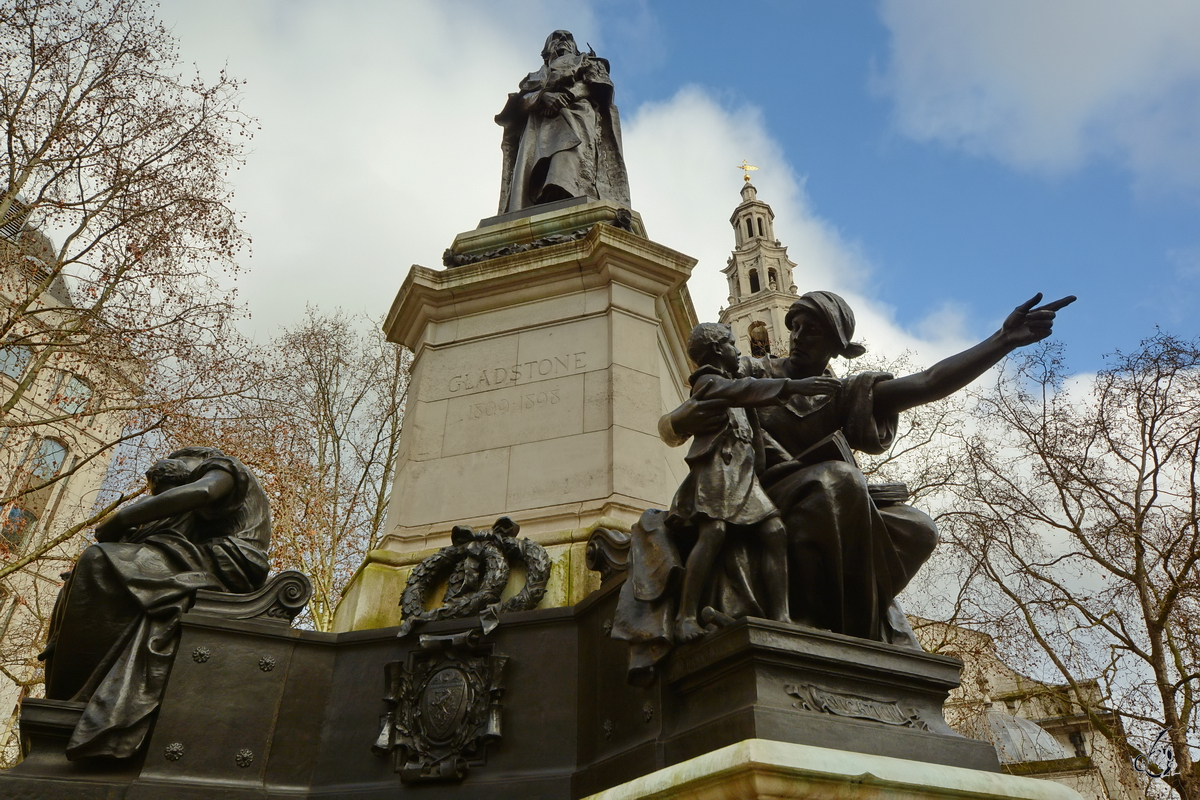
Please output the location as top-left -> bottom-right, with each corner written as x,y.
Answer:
745,218 -> 753,239
748,321 -> 771,357
768,269 -> 778,290
757,218 -> 764,237
749,269 -> 760,293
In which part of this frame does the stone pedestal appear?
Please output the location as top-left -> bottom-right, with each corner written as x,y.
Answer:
660,619 -> 998,770
334,201 -> 698,631
582,739 -> 1084,800
573,607 -> 1002,797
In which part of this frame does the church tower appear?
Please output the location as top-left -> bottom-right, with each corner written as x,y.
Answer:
718,176 -> 799,357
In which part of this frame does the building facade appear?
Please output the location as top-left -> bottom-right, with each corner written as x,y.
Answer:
0,216 -> 127,764
914,620 -> 1143,800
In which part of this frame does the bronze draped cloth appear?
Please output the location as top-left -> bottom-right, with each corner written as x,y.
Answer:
43,455 -> 271,759
496,50 -> 629,214
613,360 -> 938,682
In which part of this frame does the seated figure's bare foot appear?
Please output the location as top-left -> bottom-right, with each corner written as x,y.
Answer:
675,615 -> 706,643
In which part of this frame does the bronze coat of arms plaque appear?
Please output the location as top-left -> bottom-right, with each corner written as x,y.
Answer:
374,631 -> 508,783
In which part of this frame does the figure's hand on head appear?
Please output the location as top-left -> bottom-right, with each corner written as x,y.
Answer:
1000,293 -> 1077,349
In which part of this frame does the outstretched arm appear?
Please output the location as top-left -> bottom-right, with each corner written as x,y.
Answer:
94,470 -> 235,542
874,293 -> 1076,416
693,374 -> 840,406
658,376 -> 840,445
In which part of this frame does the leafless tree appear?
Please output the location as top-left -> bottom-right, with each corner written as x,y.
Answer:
934,334 -> 1200,799
166,310 -> 411,632
846,349 -> 971,506
0,0 -> 252,760
0,0 -> 253,569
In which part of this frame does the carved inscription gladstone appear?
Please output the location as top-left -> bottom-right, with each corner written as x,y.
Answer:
446,352 -> 587,394
442,350 -> 590,456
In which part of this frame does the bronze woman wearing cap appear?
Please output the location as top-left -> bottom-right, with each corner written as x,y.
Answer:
657,290 -> 1074,648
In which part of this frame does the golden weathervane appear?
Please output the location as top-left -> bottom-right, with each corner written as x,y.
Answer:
737,160 -> 759,182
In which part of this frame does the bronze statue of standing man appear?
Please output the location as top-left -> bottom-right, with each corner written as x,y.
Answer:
496,30 -> 630,213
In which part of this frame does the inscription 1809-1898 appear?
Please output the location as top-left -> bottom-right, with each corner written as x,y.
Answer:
467,388 -> 562,420
447,351 -> 587,394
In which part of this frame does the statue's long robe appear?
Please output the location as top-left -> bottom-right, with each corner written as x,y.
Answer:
749,358 -> 937,642
496,51 -> 629,213
43,455 -> 271,759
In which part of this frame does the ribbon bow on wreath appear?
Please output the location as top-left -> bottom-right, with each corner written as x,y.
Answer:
397,517 -> 551,638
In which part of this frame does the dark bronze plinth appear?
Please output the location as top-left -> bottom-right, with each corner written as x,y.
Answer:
3,580 -> 997,799
573,589 -> 999,797
662,619 -> 993,766
7,698 -> 145,797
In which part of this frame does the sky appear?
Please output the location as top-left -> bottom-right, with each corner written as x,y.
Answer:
155,0 -> 1200,375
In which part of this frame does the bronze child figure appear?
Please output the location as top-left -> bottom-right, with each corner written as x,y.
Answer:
669,322 -> 839,642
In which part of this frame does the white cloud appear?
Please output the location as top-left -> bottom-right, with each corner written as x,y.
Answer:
156,2 -> 975,370
877,0 -> 1200,193
623,88 -> 861,311
624,87 -> 973,366
158,0 -> 596,337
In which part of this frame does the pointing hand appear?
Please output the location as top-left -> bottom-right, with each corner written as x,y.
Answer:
1001,293 -> 1076,348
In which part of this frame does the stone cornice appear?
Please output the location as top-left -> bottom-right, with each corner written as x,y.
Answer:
385,224 -> 696,352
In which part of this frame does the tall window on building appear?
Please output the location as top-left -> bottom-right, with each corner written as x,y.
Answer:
54,373 -> 92,415
757,218 -> 764,237
745,218 -> 753,239
0,505 -> 33,551
0,340 -> 31,380
2,437 -> 68,551
749,269 -> 760,293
